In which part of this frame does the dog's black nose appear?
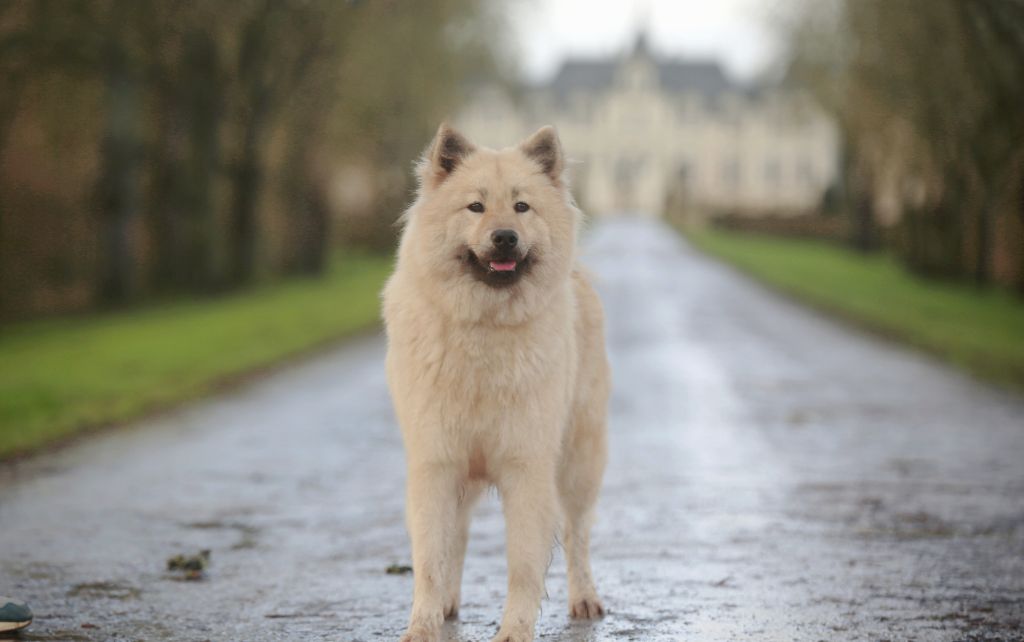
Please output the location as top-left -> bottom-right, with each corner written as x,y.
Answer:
491,229 -> 518,248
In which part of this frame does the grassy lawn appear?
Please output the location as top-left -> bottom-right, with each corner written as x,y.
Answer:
0,252 -> 393,459
686,228 -> 1024,392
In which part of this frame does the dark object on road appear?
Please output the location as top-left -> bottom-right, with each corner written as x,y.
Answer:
385,563 -> 412,575
0,597 -> 33,633
167,549 -> 211,580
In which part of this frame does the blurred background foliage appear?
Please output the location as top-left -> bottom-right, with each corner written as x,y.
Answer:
0,0 -> 510,321
1,0 -> 1023,455
778,0 -> 1024,292
4,0 -> 1022,324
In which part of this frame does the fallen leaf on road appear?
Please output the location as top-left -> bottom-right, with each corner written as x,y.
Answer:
167,549 -> 211,580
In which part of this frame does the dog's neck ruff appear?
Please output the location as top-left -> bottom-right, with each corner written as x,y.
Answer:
409,269 -> 568,328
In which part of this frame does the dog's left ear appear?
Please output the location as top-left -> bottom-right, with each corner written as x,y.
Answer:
419,123 -> 476,189
519,125 -> 564,182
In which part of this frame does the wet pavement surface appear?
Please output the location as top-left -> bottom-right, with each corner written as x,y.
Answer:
2,218 -> 1024,641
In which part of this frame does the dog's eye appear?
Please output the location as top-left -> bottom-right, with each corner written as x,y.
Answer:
467,202 -> 485,213
514,201 -> 530,213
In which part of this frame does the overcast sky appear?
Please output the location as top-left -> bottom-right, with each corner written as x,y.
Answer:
509,0 -> 783,82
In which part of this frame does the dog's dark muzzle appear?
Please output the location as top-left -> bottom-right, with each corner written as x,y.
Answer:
464,247 -> 531,288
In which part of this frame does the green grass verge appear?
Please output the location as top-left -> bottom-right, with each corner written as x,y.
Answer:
0,252 -> 394,459
686,228 -> 1024,392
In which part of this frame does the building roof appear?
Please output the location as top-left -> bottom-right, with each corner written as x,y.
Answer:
547,51 -> 736,99
549,61 -> 616,93
657,62 -> 734,96
544,30 -> 745,99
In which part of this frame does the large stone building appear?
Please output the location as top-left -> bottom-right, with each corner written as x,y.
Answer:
455,35 -> 839,218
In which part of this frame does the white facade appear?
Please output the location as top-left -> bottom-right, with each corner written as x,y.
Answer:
456,37 -> 839,218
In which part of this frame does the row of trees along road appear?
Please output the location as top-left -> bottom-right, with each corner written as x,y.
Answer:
782,0 -> 1024,293
0,0 -> 508,321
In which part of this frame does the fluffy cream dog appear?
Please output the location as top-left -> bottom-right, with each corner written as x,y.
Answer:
383,124 -> 610,642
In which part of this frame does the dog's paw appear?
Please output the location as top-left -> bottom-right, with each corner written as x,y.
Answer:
399,624 -> 440,642
490,623 -> 534,642
569,594 -> 605,619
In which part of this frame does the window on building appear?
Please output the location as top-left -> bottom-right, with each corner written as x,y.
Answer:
676,162 -> 692,188
764,159 -> 782,189
721,158 -> 741,188
797,159 -> 816,186
574,97 -> 591,123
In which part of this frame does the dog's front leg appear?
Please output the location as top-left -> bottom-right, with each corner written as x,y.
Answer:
401,463 -> 458,642
492,464 -> 557,642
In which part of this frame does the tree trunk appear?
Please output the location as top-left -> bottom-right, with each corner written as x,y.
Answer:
228,114 -> 263,286
303,186 -> 329,275
1017,167 -> 1024,296
0,79 -> 19,317
974,198 -> 992,287
96,46 -> 143,304
289,180 -> 329,276
148,30 -> 223,293
844,147 -> 878,253
183,30 -> 221,290
0,72 -> 27,162
852,191 -> 877,253
226,10 -> 272,288
148,86 -> 189,292
281,132 -> 329,276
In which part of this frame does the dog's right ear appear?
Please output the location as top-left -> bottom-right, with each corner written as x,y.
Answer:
417,123 -> 476,189
519,125 -> 564,182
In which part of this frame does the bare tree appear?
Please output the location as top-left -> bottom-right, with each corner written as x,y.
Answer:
781,0 -> 1024,289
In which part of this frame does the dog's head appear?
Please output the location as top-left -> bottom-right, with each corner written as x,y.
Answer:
397,124 -> 580,323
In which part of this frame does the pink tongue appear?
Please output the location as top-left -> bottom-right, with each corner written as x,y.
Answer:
489,260 -> 517,272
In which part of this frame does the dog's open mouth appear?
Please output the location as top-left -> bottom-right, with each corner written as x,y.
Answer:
489,260 -> 518,272
465,249 -> 531,287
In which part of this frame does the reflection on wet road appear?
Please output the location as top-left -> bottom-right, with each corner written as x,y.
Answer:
2,218 -> 1023,640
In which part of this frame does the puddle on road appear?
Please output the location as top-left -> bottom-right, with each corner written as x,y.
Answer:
66,581 -> 141,600
182,519 -> 261,550
15,630 -> 96,641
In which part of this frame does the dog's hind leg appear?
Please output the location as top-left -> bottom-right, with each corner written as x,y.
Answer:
444,481 -> 484,619
558,405 -> 608,619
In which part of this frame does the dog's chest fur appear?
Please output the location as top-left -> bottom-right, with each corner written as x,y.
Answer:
441,315 -> 570,396
385,278 -> 578,463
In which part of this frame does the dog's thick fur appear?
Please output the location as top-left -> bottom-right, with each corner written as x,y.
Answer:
382,124 -> 610,642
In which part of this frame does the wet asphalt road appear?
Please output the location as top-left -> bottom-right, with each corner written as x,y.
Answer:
2,218 -> 1024,642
